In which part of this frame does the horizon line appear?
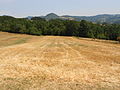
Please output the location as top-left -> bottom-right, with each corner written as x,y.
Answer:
0,13 -> 120,18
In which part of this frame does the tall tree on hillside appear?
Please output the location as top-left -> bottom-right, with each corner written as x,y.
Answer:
33,20 -> 48,35
48,19 -> 66,35
79,20 -> 90,37
65,20 -> 80,36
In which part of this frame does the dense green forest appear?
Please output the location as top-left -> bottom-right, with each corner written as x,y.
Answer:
0,16 -> 120,41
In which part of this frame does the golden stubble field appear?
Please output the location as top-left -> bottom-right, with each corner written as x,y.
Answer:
0,32 -> 120,90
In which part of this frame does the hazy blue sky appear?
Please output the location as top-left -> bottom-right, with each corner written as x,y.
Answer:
0,0 -> 120,17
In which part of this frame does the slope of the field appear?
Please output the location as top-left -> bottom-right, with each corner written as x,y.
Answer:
0,32 -> 120,90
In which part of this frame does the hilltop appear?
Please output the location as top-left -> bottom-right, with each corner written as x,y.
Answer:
0,32 -> 120,89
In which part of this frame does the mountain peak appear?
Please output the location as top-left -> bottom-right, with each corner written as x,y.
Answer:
45,13 -> 59,20
46,13 -> 58,16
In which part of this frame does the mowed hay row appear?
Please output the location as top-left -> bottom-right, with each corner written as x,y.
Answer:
0,32 -> 120,90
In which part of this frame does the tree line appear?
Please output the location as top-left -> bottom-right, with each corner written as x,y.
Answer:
0,16 -> 120,41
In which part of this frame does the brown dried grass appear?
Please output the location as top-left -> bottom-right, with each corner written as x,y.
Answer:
0,32 -> 120,90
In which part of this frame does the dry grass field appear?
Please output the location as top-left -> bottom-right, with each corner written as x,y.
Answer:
0,32 -> 120,90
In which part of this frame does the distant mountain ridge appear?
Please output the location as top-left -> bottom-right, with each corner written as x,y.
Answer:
27,13 -> 120,24
41,13 -> 75,20
64,14 -> 120,24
